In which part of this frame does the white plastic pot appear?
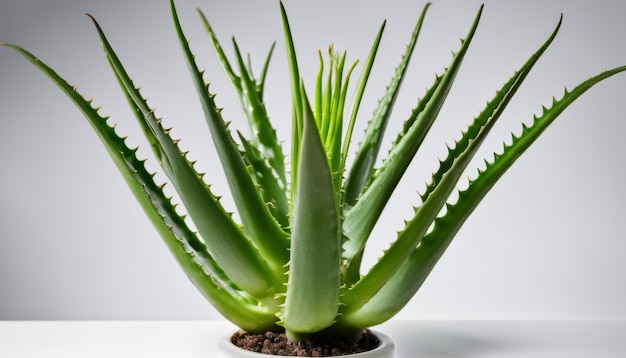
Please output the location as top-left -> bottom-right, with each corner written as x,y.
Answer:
216,330 -> 395,358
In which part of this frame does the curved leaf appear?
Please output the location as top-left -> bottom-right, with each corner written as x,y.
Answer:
340,65 -> 626,328
171,0 -> 290,268
0,42 -> 278,331
89,7 -> 284,298
345,14 -> 566,307
343,3 -> 431,208
342,4 -> 484,273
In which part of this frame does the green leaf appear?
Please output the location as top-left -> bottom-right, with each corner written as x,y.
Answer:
341,12 -> 562,313
170,0 -> 290,268
280,1 -> 304,207
199,11 -> 289,229
230,37 -> 287,184
421,15 -> 563,204
314,48 -> 359,189
281,85 -> 341,339
342,4 -> 484,274
238,132 -> 290,229
340,65 -> 626,328
340,20 -> 386,191
343,3 -> 431,208
89,5 -> 284,300
314,51 -> 325,129
256,42 -> 275,100
0,41 -> 279,331
330,56 -> 359,188
126,149 -> 279,332
196,8 -> 239,88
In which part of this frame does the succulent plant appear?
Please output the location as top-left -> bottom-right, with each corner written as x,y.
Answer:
2,0 -> 624,343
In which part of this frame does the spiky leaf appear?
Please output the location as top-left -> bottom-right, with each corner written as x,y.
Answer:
281,87 -> 341,339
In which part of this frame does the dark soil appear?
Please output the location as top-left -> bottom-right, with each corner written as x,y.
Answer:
230,329 -> 380,356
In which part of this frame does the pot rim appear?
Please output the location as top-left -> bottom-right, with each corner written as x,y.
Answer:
218,329 -> 395,357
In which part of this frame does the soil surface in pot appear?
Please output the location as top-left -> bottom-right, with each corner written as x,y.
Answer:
231,329 -> 380,356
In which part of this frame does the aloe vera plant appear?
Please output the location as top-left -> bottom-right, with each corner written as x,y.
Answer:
3,0 -> 625,343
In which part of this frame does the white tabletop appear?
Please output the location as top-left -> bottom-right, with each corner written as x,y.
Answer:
1,320 -> 624,357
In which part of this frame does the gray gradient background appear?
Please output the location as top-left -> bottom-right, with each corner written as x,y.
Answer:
1,0 -> 625,321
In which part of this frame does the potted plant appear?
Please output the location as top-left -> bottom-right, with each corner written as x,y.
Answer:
2,0 -> 624,356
